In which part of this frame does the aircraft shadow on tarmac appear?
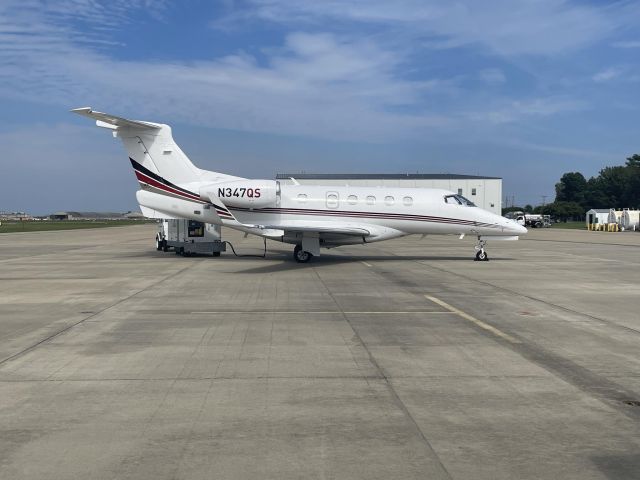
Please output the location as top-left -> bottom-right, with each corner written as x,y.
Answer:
218,253 -> 516,274
590,454 -> 640,479
142,250 -> 514,274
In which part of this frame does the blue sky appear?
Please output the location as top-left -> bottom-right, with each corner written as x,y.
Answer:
1,0 -> 639,214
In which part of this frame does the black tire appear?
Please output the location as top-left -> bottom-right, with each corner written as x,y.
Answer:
293,244 -> 312,263
162,241 -> 168,252
213,252 -> 221,257
475,250 -> 489,261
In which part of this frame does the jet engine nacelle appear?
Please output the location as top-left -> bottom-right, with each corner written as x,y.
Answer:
201,180 -> 277,208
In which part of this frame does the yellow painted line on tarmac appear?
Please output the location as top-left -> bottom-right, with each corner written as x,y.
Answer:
424,295 -> 521,344
361,261 -> 373,267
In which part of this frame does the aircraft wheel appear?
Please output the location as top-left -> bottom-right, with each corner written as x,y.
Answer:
475,250 -> 489,261
293,244 -> 312,263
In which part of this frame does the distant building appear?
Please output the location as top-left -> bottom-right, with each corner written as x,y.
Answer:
585,209 -> 610,227
0,211 -> 33,221
276,173 -> 502,215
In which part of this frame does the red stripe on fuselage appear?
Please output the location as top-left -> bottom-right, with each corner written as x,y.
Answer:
228,206 -> 498,228
135,171 -> 203,202
136,174 -> 235,220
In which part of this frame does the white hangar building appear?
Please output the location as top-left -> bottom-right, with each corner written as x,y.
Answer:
276,174 -> 503,215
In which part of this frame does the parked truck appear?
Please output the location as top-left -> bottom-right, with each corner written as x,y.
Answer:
156,219 -> 226,256
515,213 -> 551,228
505,211 -> 551,228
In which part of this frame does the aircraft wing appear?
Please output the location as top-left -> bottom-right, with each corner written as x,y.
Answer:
246,222 -> 371,237
71,107 -> 161,130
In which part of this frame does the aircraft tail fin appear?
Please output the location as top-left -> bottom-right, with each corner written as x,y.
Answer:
71,107 -> 240,186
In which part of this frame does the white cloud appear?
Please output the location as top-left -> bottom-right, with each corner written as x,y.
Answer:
0,0 -> 626,145
479,68 -> 506,85
225,0 -> 626,56
466,97 -> 586,125
592,67 -> 622,83
502,139 -> 620,159
0,2 -> 455,141
611,40 -> 640,48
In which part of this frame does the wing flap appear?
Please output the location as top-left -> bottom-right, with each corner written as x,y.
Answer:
247,223 -> 371,236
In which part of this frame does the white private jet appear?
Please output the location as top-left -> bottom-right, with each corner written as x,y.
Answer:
72,108 -> 526,262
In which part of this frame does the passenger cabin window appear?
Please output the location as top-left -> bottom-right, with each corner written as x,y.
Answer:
347,195 -> 358,205
444,194 -> 476,207
297,193 -> 307,203
366,196 -> 376,205
471,188 -> 477,196
457,188 -> 463,195
403,196 -> 413,206
385,196 -> 395,206
326,192 -> 339,209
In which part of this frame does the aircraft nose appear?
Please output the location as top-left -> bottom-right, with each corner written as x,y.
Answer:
504,219 -> 527,235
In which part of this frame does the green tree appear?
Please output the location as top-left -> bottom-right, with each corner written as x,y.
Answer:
626,154 -> 640,168
555,172 -> 587,206
624,154 -> 640,208
541,201 -> 583,221
584,177 -> 609,209
524,204 -> 533,213
596,166 -> 631,206
546,153 -> 640,213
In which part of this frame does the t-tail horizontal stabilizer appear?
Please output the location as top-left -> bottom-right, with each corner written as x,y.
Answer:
70,107 -> 161,130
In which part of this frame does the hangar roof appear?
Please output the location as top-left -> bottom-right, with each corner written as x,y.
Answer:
276,173 -> 501,180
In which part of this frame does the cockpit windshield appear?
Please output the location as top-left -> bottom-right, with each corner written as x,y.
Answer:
444,194 -> 476,207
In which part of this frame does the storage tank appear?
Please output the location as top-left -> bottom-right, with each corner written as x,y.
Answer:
608,209 -> 623,224
622,209 -> 640,230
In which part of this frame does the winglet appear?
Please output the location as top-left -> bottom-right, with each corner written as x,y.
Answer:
71,107 -> 161,130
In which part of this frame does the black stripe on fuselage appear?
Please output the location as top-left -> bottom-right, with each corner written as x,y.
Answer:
130,158 -> 199,198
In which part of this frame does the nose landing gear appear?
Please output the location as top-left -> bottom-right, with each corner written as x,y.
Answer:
474,238 -> 489,261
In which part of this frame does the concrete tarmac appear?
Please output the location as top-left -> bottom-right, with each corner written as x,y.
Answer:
1,225 -> 639,479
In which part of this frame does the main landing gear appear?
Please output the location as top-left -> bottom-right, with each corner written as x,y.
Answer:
474,237 -> 489,261
293,244 -> 313,263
